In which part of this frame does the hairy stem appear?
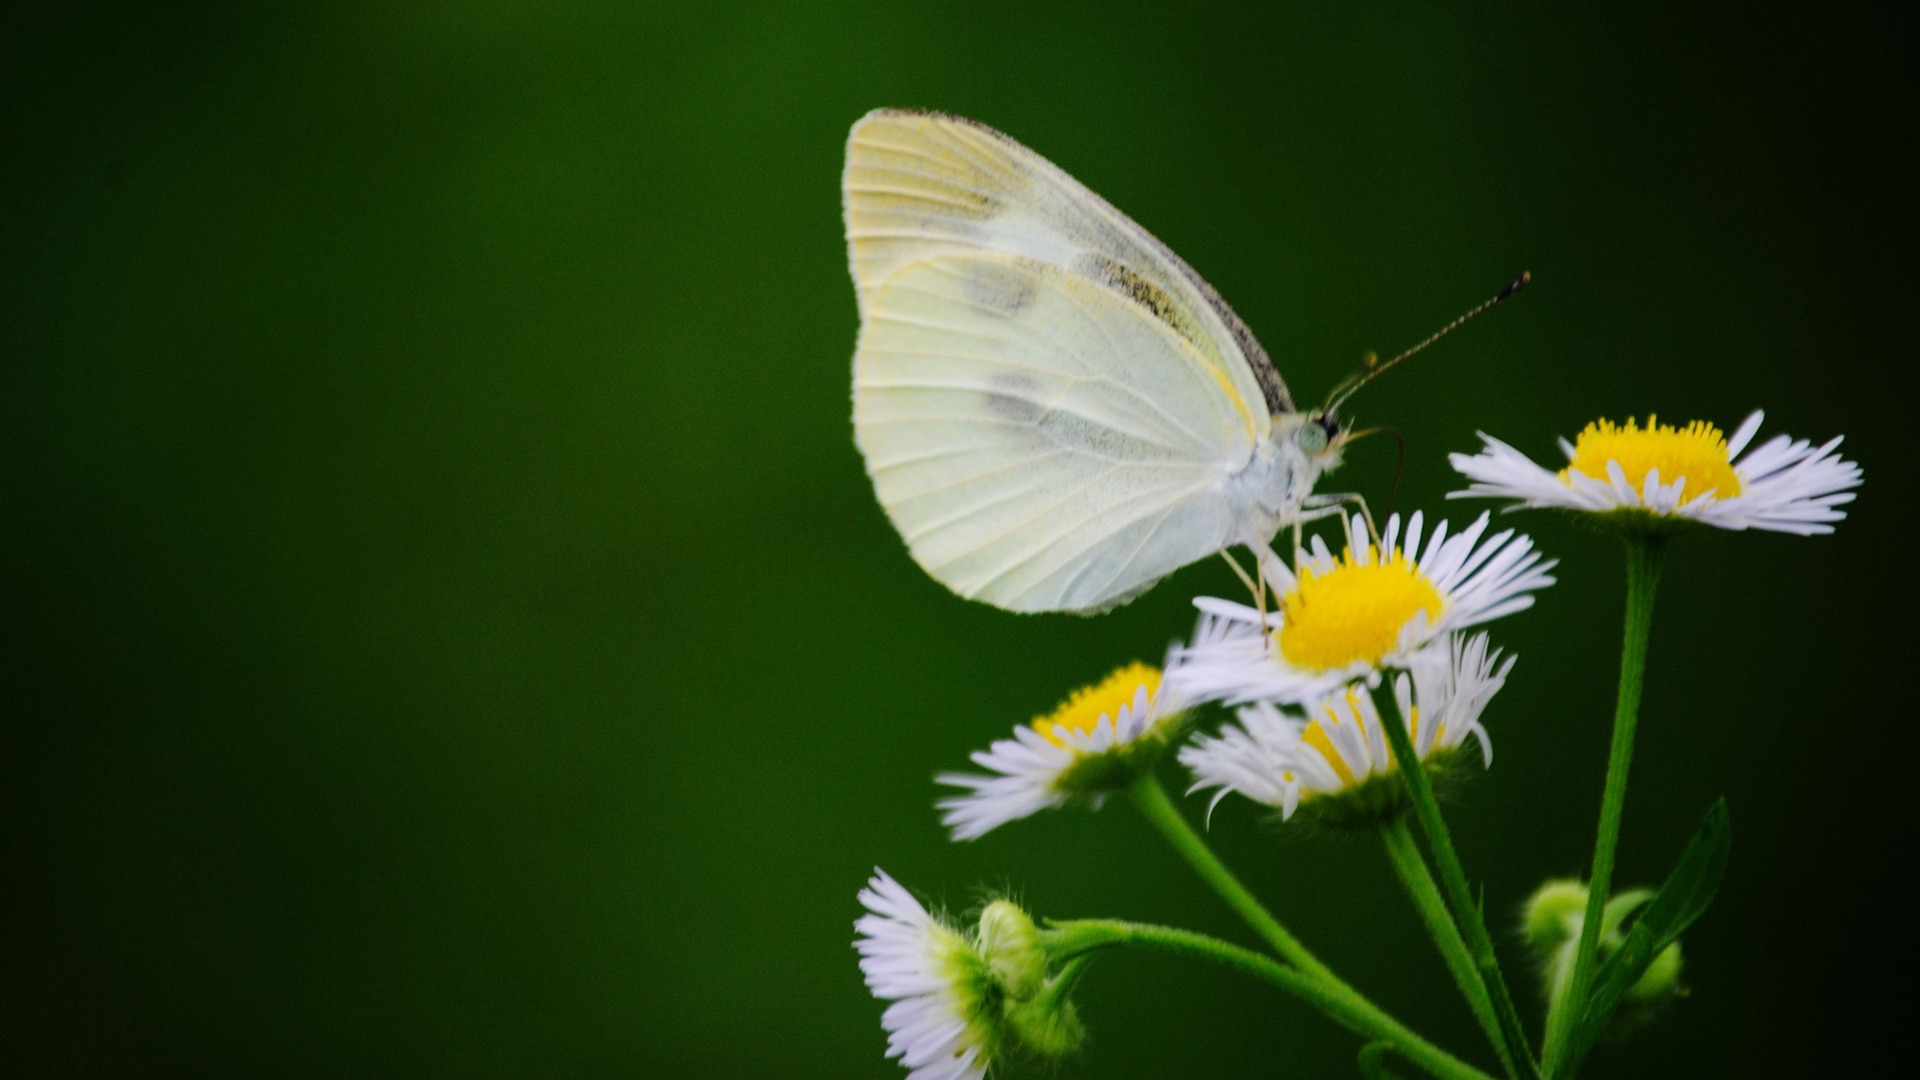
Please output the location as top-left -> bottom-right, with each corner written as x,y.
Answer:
1382,817 -> 1520,1079
1376,705 -> 1540,1078
1044,919 -> 1496,1080
1543,535 -> 1666,1075
1126,772 -> 1332,983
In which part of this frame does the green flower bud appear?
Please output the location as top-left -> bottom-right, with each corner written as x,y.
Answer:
968,898 -> 1088,1062
1522,879 -> 1588,953
1005,983 -> 1085,1059
1520,879 -> 1688,1039
975,899 -> 1045,1000
1625,941 -> 1684,1005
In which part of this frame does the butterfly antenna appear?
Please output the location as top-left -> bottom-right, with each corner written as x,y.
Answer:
1327,271 -> 1530,412
1348,425 -> 1408,520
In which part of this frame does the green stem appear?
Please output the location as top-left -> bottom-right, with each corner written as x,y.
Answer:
1543,535 -> 1666,1076
1044,919 -> 1496,1080
1381,817 -> 1519,1080
1126,772 -> 1333,984
1375,701 -> 1540,1079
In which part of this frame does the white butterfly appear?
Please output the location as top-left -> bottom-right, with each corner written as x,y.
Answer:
844,109 -> 1508,614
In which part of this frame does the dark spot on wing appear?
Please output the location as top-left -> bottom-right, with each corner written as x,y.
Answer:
983,373 -> 1043,424
1077,252 -> 1293,418
960,260 -> 1038,314
1036,408 -> 1145,458
1076,252 -> 1188,332
952,185 -> 1001,218
984,371 -> 1173,462
1107,225 -> 1294,415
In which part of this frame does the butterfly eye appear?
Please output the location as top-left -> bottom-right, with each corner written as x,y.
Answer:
1297,420 -> 1330,453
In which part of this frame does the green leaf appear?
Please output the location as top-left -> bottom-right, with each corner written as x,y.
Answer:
1562,799 -> 1730,1071
1357,1041 -> 1411,1080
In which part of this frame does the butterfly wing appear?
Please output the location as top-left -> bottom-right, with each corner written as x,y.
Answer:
845,108 -> 1294,417
845,110 -> 1291,612
854,252 -> 1253,613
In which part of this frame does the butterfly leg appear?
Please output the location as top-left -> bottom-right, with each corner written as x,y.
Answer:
1261,502 -> 1347,586
1252,501 -> 1361,611
1231,538 -> 1283,627
1219,548 -> 1261,608
1302,491 -> 1378,549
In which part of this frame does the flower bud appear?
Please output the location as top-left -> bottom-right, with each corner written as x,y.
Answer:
1522,879 -> 1588,953
1005,987 -> 1085,1059
973,898 -> 1087,1061
976,899 -> 1045,1000
1624,941 -> 1684,1005
1520,879 -> 1688,1038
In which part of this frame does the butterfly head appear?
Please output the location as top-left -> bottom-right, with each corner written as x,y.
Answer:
1237,410 -> 1349,531
1295,409 -> 1348,459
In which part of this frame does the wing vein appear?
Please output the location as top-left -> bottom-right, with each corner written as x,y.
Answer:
964,481 -> 1211,598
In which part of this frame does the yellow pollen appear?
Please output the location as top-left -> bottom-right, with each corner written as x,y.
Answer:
1405,705 -> 1438,758
1560,415 -> 1742,500
1301,698 -> 1428,790
1300,690 -> 1367,786
1031,662 -> 1161,747
1277,549 -> 1443,672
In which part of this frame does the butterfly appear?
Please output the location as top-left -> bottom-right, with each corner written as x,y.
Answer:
844,109 -> 1520,614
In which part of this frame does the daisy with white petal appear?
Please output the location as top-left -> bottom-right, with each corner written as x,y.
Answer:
1181,633 -> 1513,828
1166,511 -> 1552,707
1449,411 -> 1862,534
855,869 -> 999,1080
938,662 -> 1187,840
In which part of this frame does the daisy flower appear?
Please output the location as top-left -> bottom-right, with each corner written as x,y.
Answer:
1166,512 -> 1552,707
1449,411 -> 1861,534
938,661 -> 1187,840
1181,633 -> 1513,828
855,869 -> 1000,1080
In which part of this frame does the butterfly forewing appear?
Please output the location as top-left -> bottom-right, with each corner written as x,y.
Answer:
845,109 -> 1291,418
845,110 -> 1289,613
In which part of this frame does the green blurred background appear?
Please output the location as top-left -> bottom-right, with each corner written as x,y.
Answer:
5,2 -> 1913,1076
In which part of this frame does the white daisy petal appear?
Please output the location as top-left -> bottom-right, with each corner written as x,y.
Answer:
1725,410 -> 1765,459
1449,413 -> 1861,533
1180,633 -> 1512,824
855,870 -> 993,1080
1167,512 -> 1552,707
937,660 -> 1186,840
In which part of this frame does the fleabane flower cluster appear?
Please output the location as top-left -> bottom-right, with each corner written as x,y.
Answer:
1182,633 -> 1512,827
855,870 -> 1000,1080
853,380 -> 1866,1075
937,660 -> 1187,840
855,870 -> 1082,1080
1450,411 -> 1861,534
1166,511 -> 1553,707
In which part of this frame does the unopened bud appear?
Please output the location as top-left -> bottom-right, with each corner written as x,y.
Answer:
976,899 -> 1045,1000
1521,878 -> 1688,1038
1624,941 -> 1684,1005
1005,988 -> 1085,1058
1522,879 -> 1588,953
975,899 -> 1088,1061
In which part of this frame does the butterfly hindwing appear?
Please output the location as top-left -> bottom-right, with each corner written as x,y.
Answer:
854,252 -> 1249,613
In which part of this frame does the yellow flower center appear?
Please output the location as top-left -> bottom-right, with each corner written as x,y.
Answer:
1300,690 -> 1367,786
1277,549 -> 1443,672
1299,696 -> 1435,791
1560,415 -> 1742,500
1031,662 -> 1161,746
